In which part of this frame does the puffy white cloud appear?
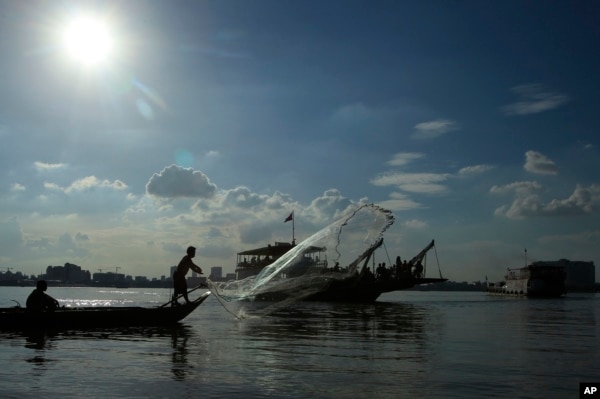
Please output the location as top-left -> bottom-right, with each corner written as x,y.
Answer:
502,84 -> 569,115
412,119 -> 458,140
524,150 -> 558,175
544,184 -> 600,215
491,182 -> 600,219
303,189 -> 356,223
222,186 -> 267,208
146,165 -> 217,198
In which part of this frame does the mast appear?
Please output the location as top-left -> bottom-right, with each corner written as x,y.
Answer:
292,210 -> 295,245
285,210 -> 295,245
408,239 -> 435,266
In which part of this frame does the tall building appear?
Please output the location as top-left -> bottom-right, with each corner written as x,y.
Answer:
533,259 -> 596,291
210,266 -> 223,280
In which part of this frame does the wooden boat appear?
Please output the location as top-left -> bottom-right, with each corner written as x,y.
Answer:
235,239 -> 447,303
0,290 -> 211,330
487,263 -> 566,297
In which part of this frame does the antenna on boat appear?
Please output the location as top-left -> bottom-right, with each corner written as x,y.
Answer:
524,248 -> 528,267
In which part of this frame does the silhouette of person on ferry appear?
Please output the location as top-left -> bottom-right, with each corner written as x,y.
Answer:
172,246 -> 203,305
26,280 -> 60,312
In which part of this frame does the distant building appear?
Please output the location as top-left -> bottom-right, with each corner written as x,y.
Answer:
210,266 -> 223,280
92,271 -> 126,285
187,275 -> 206,287
225,273 -> 236,281
46,263 -> 91,284
532,259 -> 596,292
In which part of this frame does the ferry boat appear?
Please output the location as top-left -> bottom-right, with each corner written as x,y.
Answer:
487,263 -> 566,297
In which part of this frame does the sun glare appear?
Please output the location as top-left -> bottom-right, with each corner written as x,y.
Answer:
62,16 -> 113,67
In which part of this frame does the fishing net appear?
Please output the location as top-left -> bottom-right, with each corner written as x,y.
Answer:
209,204 -> 394,318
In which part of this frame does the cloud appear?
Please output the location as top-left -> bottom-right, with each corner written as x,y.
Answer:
222,186 -> 270,208
34,161 -> 67,172
490,181 -> 542,195
10,183 -> 26,192
65,176 -> 128,193
402,219 -> 428,229
205,150 -> 221,160
458,164 -> 495,176
373,156 -> 493,211
44,176 -> 126,194
378,192 -> 423,211
502,84 -> 569,115
412,119 -> 458,140
304,189 -> 357,223
491,182 -> 600,219
524,150 -> 558,175
386,152 -> 424,167
544,184 -> 600,215
371,172 -> 449,194
146,165 -> 217,198
32,176 -> 132,216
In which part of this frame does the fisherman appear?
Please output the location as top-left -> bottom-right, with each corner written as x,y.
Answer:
172,246 -> 203,305
414,260 -> 424,279
26,280 -> 60,312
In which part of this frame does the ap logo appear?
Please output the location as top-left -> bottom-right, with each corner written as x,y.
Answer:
581,383 -> 600,398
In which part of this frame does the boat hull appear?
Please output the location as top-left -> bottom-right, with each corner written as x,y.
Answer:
0,291 -> 211,330
253,276 -> 448,303
306,277 -> 447,302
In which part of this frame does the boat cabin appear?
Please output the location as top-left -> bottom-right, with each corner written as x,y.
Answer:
235,242 -> 326,280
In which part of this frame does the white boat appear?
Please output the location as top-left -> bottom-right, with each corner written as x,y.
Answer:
487,263 -> 566,297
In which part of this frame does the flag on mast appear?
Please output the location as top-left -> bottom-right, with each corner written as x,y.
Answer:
284,211 -> 293,223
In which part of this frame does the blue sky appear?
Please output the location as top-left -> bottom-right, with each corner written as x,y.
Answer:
1,1 -> 598,282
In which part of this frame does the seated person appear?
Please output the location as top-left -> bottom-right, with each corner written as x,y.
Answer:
26,280 -> 60,311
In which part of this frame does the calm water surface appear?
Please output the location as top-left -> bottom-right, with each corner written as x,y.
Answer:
0,287 -> 598,398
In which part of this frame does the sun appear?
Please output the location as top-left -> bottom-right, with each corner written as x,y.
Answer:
62,16 -> 113,67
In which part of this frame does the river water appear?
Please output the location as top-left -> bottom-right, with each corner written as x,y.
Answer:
0,287 -> 598,398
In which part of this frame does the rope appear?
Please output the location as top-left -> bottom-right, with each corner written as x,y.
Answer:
434,244 -> 443,279
381,239 -> 392,266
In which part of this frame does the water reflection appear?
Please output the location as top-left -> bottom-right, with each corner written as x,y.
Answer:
0,324 -> 196,382
241,300 -> 430,341
170,325 -> 192,381
233,300 -> 438,395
